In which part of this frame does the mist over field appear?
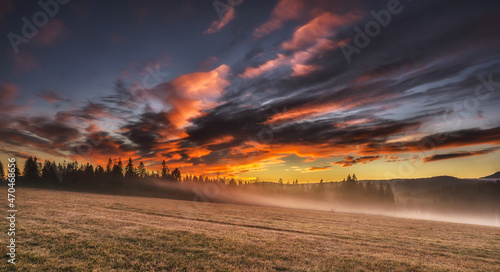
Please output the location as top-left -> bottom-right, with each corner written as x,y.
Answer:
147,177 -> 500,227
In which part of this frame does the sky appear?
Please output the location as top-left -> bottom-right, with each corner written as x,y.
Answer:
1,0 -> 500,182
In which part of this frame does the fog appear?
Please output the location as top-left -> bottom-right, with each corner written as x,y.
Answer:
148,180 -> 500,228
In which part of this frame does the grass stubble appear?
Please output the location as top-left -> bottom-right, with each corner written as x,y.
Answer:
0,188 -> 499,271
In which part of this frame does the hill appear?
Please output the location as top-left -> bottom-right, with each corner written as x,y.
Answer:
481,171 -> 500,179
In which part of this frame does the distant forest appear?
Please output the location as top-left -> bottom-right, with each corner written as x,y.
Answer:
1,157 -> 499,210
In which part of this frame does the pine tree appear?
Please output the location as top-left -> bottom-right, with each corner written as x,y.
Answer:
161,160 -> 170,180
14,165 -> 20,179
84,163 -> 94,179
41,160 -> 53,183
171,167 -> 181,182
23,156 -> 39,182
138,162 -> 146,178
0,161 -> 4,182
95,165 -> 105,180
125,158 -> 136,179
111,158 -> 123,180
106,158 -> 113,173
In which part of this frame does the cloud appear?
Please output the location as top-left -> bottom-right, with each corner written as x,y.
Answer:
307,165 -> 331,171
204,7 -> 235,34
34,20 -> 68,46
423,149 -> 498,163
240,54 -> 289,78
254,0 -> 305,38
0,83 -> 18,104
146,64 -> 230,129
372,127 -> 500,155
36,89 -> 69,103
13,52 -> 39,74
22,117 -> 81,143
333,156 -> 381,167
282,11 -> 359,51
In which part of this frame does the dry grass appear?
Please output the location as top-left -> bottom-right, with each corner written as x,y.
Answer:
0,188 -> 499,271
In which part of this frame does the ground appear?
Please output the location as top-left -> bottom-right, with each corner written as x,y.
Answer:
0,188 -> 499,271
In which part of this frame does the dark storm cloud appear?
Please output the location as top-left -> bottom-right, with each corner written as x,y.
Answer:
363,126 -> 500,155
423,148 -> 499,163
121,111 -> 173,155
70,130 -> 137,158
334,156 -> 382,167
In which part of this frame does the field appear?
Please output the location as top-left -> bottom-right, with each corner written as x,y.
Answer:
1,188 -> 499,271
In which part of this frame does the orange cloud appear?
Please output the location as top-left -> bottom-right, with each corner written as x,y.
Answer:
282,11 -> 360,51
307,165 -> 331,172
243,12 -> 359,79
151,65 -> 230,129
265,101 -> 344,125
239,54 -> 288,78
254,0 -> 305,38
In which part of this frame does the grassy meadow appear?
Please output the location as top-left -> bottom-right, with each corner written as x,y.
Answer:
1,188 -> 499,271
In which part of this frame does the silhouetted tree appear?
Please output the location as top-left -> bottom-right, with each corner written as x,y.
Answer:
111,158 -> 123,180
106,158 -> 113,174
0,161 -> 4,182
346,174 -> 352,182
84,163 -> 94,178
41,160 -> 59,186
138,162 -> 146,178
13,164 -> 20,180
95,165 -> 105,180
171,167 -> 181,182
228,178 -> 237,187
125,158 -> 136,179
23,156 -> 39,182
161,160 -> 170,180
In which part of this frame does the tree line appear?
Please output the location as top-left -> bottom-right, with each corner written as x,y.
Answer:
340,174 -> 395,204
0,156 -> 256,187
